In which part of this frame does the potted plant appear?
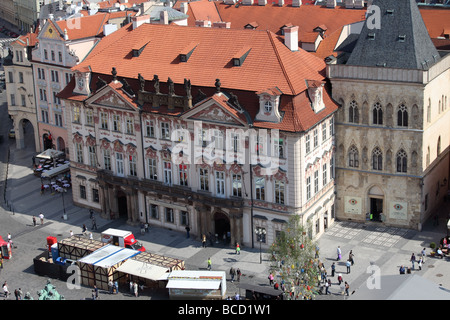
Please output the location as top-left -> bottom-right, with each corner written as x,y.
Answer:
430,242 -> 436,249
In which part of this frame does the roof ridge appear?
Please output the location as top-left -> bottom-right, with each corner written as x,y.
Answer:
267,30 -> 295,96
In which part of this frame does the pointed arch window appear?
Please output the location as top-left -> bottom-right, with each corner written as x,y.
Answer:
349,100 -> 359,123
437,136 -> 441,156
373,102 -> 383,125
396,149 -> 407,173
372,147 -> 383,171
348,145 -> 359,168
397,104 -> 408,127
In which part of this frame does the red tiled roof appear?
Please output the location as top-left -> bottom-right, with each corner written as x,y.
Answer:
12,31 -> 39,47
419,8 -> 450,38
74,23 -> 326,96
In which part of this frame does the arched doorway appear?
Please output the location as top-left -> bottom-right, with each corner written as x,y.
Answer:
214,211 -> 230,244
43,133 -> 53,150
368,185 -> 384,222
57,137 -> 65,154
117,190 -> 128,219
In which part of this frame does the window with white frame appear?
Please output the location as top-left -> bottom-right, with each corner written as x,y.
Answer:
165,207 -> 174,223
76,143 -> 84,163
314,170 -> 319,194
85,109 -> 94,126
126,116 -> 134,135
163,161 -> 172,185
72,106 -> 80,123
180,211 -> 189,226
88,145 -> 96,167
213,129 -> 224,150
53,91 -> 60,105
112,114 -> 121,132
232,174 -> 242,197
103,149 -> 111,171
313,128 -> 318,148
255,177 -> 265,201
306,134 -> 311,153
116,152 -> 124,176
145,120 -> 155,138
178,164 -> 188,186
41,110 -> 49,123
274,180 -> 285,205
215,171 -> 225,197
129,155 -> 137,176
199,168 -> 209,191
264,100 -> 273,113
274,138 -> 284,158
21,94 -> 26,107
147,158 -> 157,180
80,185 -> 86,199
161,122 -> 170,140
322,163 -> 327,187
322,122 -> 327,141
100,112 -> 109,130
306,176 -> 311,200
55,113 -> 63,127
150,204 -> 159,219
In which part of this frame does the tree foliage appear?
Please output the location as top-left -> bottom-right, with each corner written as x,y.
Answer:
269,215 -> 320,300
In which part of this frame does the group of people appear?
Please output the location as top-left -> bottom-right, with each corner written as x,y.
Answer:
400,248 -> 427,274
229,266 -> 242,282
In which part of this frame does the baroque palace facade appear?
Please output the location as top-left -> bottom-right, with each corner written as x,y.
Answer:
327,0 -> 450,229
58,21 -> 338,248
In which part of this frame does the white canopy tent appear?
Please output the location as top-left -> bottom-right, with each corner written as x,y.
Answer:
116,259 -> 169,281
41,163 -> 70,178
36,149 -> 64,160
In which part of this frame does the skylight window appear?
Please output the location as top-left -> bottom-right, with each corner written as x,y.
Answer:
368,33 -> 376,40
398,35 -> 406,42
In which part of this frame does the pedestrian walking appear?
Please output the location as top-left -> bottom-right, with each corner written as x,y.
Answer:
108,280 -> 114,294
230,267 -> 236,282
268,272 -> 274,286
235,242 -> 241,255
410,253 -> 416,270
91,217 -> 97,230
82,224 -> 87,235
133,282 -> 138,297
421,248 -> 426,263
94,285 -> 99,300
185,225 -> 190,238
39,213 -> 44,225
207,257 -> 212,270
32,216 -> 36,227
89,233 -> 93,241
202,234 -> 207,248
418,257 -> 423,271
345,282 -> 350,296
331,262 -> 336,277
325,279 -> 331,295
70,230 -> 74,237
315,245 -> 320,259
236,268 -> 241,282
7,233 -> 12,244
349,250 -> 355,265
337,274 -> 343,285
2,282 -> 9,298
346,260 -> 351,274
337,246 -> 342,261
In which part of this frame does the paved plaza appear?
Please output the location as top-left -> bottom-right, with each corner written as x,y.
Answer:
0,139 -> 450,301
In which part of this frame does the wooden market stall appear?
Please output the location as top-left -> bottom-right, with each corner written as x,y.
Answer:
131,251 -> 185,271
77,244 -> 141,290
165,270 -> 227,300
58,235 -> 104,260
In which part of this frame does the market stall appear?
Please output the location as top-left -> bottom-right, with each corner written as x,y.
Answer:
116,259 -> 169,290
77,244 -> 141,290
165,270 -> 226,300
131,251 -> 185,271
57,235 -> 104,260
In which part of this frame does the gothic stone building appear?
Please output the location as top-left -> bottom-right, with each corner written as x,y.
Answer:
327,0 -> 450,229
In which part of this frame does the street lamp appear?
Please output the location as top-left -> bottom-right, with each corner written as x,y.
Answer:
255,228 -> 266,264
58,187 -> 67,220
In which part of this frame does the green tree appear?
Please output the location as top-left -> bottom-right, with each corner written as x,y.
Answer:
269,215 -> 320,300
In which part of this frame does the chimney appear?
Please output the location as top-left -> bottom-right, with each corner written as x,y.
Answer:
326,0 -> 336,8
278,0 -> 284,6
160,11 -> 169,25
291,0 -> 301,7
103,24 -> 118,36
345,0 -> 354,8
258,0 -> 267,5
64,28 -> 69,40
180,2 -> 188,14
242,0 -> 253,5
132,15 -> 150,29
195,20 -> 211,27
284,25 -> 298,51
212,21 -> 231,29
223,0 -> 236,4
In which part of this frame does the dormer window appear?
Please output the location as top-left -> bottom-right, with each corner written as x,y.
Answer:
131,41 -> 149,58
306,80 -> 325,113
264,101 -> 272,114
180,42 -> 198,63
255,87 -> 282,123
368,33 -> 376,40
232,47 -> 251,67
398,35 -> 406,42
386,9 -> 394,15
